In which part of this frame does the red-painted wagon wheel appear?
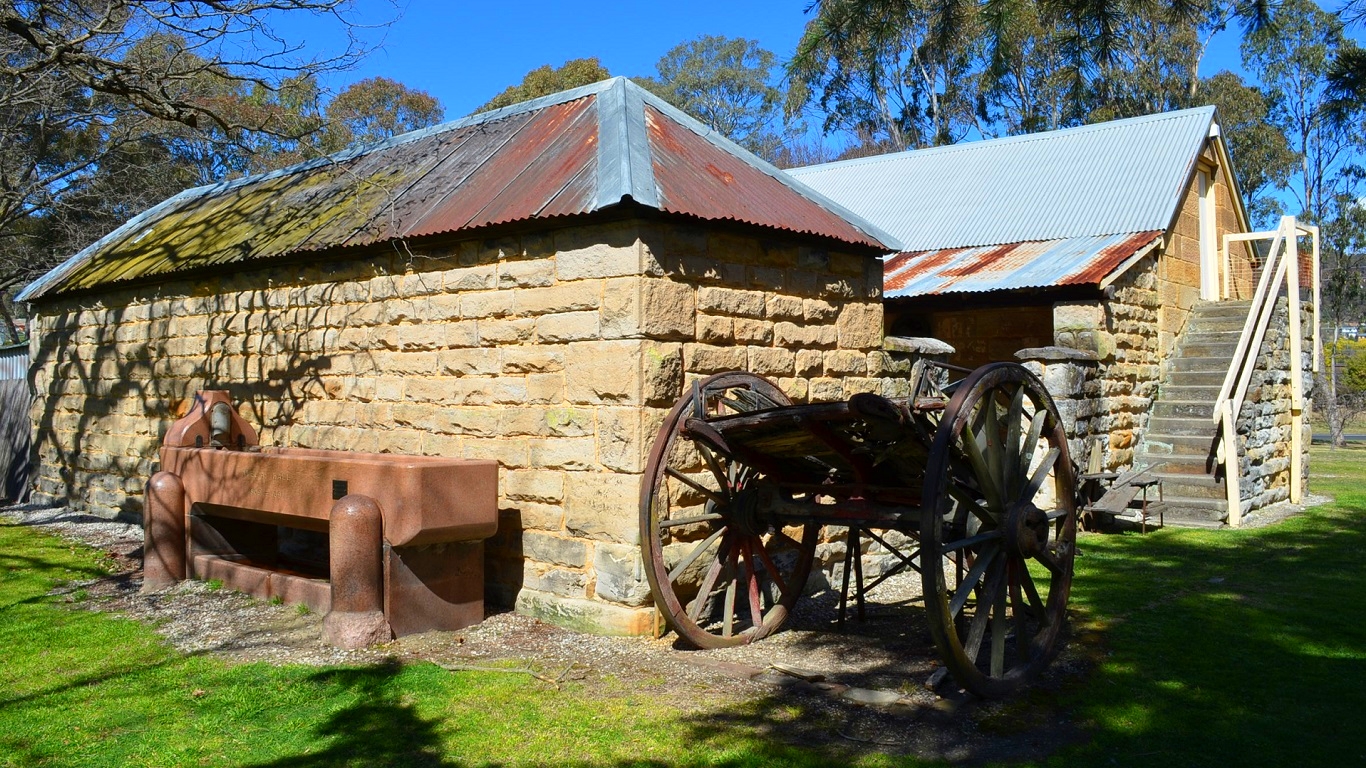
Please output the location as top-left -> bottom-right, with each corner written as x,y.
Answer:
920,362 -> 1078,697
640,372 -> 818,648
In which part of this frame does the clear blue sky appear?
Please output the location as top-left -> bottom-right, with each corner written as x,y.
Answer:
283,0 -> 1265,120
281,1 -> 817,116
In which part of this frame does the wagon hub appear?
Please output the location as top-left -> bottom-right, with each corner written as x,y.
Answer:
1004,501 -> 1050,558
725,485 -> 769,537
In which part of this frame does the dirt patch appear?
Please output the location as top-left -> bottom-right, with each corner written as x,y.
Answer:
4,502 -> 1091,764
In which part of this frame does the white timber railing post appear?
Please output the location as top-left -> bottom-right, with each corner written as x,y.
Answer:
1286,219 -> 1304,504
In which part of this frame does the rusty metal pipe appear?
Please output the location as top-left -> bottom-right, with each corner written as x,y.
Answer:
141,471 -> 185,592
321,494 -> 392,648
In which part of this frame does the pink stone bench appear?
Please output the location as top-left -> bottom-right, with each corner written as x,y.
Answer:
142,391 -> 498,648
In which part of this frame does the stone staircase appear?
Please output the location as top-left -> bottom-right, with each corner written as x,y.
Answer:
1134,300 -> 1252,528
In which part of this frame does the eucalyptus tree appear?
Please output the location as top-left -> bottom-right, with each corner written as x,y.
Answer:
788,0 -> 1276,146
476,59 -> 611,113
0,0 -> 380,337
640,36 -> 791,161
1244,0 -> 1364,222
1200,71 -> 1299,227
787,0 -> 984,151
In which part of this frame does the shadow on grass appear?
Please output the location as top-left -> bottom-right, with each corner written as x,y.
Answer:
634,485 -> 1366,766
243,659 -> 457,768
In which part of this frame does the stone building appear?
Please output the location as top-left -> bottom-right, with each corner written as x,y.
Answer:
17,78 -> 916,634
792,107 -> 1318,525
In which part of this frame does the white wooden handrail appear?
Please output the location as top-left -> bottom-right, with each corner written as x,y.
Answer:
1208,215 -> 1316,525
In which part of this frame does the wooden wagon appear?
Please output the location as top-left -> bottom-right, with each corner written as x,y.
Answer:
639,361 -> 1078,697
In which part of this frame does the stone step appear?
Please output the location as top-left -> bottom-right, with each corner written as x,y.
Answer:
1135,453 -> 1213,474
1180,340 -> 1240,358
1168,369 -> 1228,387
1168,356 -> 1237,373
1182,331 -> 1244,347
1157,496 -> 1228,525
1187,318 -> 1249,333
1145,415 -> 1218,437
1158,515 -> 1227,530
1158,385 -> 1225,402
1192,301 -> 1253,319
1141,431 -> 1218,455
1155,473 -> 1226,500
1152,400 -> 1216,420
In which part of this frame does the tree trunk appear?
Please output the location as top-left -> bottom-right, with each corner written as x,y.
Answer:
0,293 -> 20,346
1329,329 -> 1344,449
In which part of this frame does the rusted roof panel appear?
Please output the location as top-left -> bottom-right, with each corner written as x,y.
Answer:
22,78 -> 895,302
885,231 -> 1163,297
644,106 -> 885,249
405,97 -> 599,238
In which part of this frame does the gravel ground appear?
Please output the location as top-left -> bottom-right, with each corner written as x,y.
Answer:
2,501 -> 1109,763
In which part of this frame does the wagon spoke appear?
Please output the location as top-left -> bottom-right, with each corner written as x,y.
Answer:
963,560 -> 1006,662
1019,566 -> 1048,626
722,574 -> 737,638
1010,562 -> 1030,662
658,513 -> 724,529
990,566 -> 1009,677
773,530 -> 805,552
696,442 -> 730,493
941,528 -> 1003,553
949,541 -> 1000,618
1005,385 -> 1024,495
1045,509 -> 1069,521
948,483 -> 995,527
688,555 -> 726,622
960,424 -> 1003,513
1018,404 -> 1047,482
1019,447 -> 1060,503
742,540 -> 764,629
665,467 -> 726,505
1034,548 -> 1063,576
668,526 -> 727,584
754,537 -> 788,595
982,393 -> 1005,497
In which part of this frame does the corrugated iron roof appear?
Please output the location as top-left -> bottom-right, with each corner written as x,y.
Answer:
789,106 -> 1219,253
884,232 -> 1163,298
21,78 -> 897,302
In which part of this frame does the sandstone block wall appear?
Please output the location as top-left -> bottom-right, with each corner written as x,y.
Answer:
1158,149 -> 1255,356
1051,254 -> 1162,472
1233,298 -> 1315,515
28,217 -> 912,635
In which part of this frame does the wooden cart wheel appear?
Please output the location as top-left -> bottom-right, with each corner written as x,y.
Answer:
920,362 -> 1078,697
640,372 -> 819,648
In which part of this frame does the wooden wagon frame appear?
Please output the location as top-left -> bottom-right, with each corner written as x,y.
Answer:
639,361 -> 1078,697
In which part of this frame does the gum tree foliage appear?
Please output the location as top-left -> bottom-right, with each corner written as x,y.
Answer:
1318,193 -> 1366,447
787,0 -> 983,151
785,0 -> 1275,152
1199,71 -> 1299,227
320,76 -> 444,153
639,36 -> 791,162
1243,0 -> 1365,223
476,58 -> 611,113
0,0 -> 382,338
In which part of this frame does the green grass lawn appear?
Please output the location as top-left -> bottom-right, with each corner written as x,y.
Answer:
3,448 -> 1365,767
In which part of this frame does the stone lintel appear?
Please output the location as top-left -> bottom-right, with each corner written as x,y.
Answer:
1015,346 -> 1099,364
883,335 -> 955,355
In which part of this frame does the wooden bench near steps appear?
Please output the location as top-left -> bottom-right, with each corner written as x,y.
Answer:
1079,443 -> 1165,532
